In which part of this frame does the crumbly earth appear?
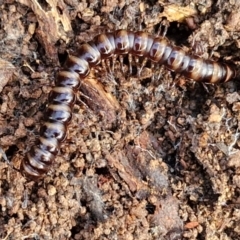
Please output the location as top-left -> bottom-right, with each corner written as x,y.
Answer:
0,0 -> 240,239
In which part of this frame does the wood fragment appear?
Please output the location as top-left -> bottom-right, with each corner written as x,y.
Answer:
0,59 -> 15,93
158,1 -> 197,22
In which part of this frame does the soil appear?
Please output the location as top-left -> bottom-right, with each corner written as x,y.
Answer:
1,0 -> 240,239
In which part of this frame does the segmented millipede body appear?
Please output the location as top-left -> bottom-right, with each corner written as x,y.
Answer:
20,29 -> 236,180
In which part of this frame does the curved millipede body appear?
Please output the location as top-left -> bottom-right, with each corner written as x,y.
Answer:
21,29 -> 236,179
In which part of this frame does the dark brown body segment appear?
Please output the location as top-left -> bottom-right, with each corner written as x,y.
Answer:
21,29 -> 236,179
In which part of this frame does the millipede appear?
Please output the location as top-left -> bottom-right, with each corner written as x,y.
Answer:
20,29 -> 236,180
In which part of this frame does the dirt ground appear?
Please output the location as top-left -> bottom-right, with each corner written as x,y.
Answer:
1,0 -> 240,239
